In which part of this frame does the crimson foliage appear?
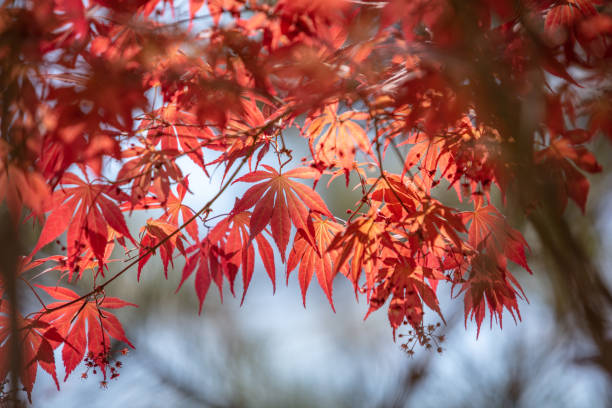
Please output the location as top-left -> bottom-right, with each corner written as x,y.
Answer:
0,0 -> 611,402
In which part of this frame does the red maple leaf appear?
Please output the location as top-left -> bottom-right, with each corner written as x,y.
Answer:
35,285 -> 136,381
29,172 -> 135,276
138,218 -> 187,279
233,165 -> 332,260
0,305 -> 62,402
304,104 -> 372,182
287,214 -> 345,310
177,211 -> 277,310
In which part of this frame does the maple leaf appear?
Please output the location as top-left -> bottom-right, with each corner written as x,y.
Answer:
117,141 -> 185,206
437,117 -> 506,201
27,231 -> 121,282
176,211 -> 277,310
364,260 -> 445,338
233,165 -> 332,260
459,252 -> 524,337
53,0 -> 89,41
140,104 -> 214,174
287,214 -> 344,310
125,178 -> 200,241
304,104 -> 372,184
328,208 -> 391,296
176,240 -> 223,313
0,162 -> 49,221
159,181 -> 200,241
462,202 -> 532,274
459,202 -> 531,335
535,134 -> 602,213
397,132 -> 446,194
545,0 -> 598,29
29,172 -> 135,275
0,307 -> 61,402
35,285 -> 135,381
138,218 -> 187,279
370,174 -> 466,254
212,211 -> 276,300
205,98 -> 279,180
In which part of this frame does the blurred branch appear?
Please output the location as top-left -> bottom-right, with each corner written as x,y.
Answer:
0,210 -> 23,408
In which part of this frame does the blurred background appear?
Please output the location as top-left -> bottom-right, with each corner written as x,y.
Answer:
24,128 -> 612,408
